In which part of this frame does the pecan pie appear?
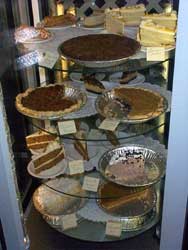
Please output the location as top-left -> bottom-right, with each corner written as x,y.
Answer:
60,34 -> 140,61
16,84 -> 82,119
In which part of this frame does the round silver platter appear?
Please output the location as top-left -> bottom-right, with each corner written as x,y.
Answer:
95,87 -> 168,124
33,178 -> 87,226
16,85 -> 87,120
98,144 -> 166,187
97,184 -> 157,231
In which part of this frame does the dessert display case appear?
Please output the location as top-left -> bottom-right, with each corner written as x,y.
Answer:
1,1 -> 188,250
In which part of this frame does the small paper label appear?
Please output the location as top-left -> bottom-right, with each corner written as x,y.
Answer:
69,160 -> 84,175
58,120 -> 77,135
99,119 -> 120,131
39,51 -> 59,69
147,47 -> 166,61
105,221 -> 122,238
61,214 -> 77,231
82,176 -> 100,192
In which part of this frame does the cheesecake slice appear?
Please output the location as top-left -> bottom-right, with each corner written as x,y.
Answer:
141,11 -> 177,30
138,20 -> 176,47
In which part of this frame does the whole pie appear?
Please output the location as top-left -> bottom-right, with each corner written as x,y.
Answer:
102,87 -> 166,121
60,34 -> 140,61
16,84 -> 84,119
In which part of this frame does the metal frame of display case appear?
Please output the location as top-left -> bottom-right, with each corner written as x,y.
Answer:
0,0 -> 188,249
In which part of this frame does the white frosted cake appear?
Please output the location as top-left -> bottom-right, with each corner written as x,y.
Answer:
141,11 -> 177,30
138,20 -> 176,47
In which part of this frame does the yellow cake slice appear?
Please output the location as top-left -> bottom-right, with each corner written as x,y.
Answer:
120,4 -> 146,26
138,20 -> 176,47
105,4 -> 146,27
142,11 -> 177,30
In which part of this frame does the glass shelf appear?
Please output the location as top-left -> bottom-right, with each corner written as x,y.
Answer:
29,114 -> 167,142
41,57 -> 173,74
15,49 -> 173,75
47,210 -> 159,242
42,170 -> 160,199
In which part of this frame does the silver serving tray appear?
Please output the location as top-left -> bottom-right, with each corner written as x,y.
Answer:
95,87 -> 168,124
16,85 -> 87,120
33,179 -> 87,226
97,184 -> 157,231
98,144 -> 166,187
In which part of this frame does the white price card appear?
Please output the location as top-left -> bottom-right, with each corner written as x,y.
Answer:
147,47 -> 166,61
69,160 -> 84,175
58,120 -> 77,135
61,214 -> 78,231
82,176 -> 100,192
99,119 -> 120,131
105,221 -> 122,238
39,51 -> 59,69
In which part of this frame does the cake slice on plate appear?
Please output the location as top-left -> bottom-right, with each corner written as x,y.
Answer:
33,144 -> 65,174
26,130 -> 57,152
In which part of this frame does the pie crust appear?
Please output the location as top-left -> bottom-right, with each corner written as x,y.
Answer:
16,84 -> 83,119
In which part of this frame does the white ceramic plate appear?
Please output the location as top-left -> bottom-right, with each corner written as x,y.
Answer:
23,32 -> 54,44
77,21 -> 104,30
27,158 -> 67,179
